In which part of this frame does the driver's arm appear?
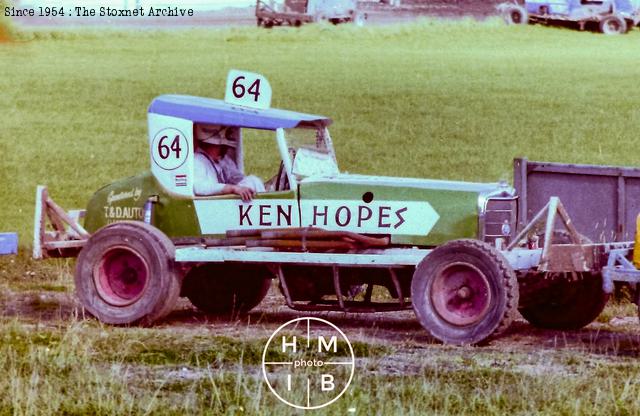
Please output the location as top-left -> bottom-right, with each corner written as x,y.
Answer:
195,153 -> 255,201
221,184 -> 255,202
194,152 -> 226,196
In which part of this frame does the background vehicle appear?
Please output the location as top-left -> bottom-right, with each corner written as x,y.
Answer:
498,0 -> 640,34
256,0 -> 366,27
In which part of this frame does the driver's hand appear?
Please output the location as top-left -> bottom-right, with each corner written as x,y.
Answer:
232,185 -> 256,202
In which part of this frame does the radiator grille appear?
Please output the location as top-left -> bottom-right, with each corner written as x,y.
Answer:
482,198 -> 517,246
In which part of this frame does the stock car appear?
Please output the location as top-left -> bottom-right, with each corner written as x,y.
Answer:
35,71 -> 542,345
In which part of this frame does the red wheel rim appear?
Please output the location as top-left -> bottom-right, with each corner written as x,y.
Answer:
606,20 -> 620,32
430,262 -> 492,326
94,246 -> 149,307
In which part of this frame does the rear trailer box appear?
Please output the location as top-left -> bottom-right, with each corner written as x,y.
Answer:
514,158 -> 640,242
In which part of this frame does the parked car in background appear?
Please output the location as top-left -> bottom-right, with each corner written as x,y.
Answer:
499,0 -> 640,34
256,0 -> 366,27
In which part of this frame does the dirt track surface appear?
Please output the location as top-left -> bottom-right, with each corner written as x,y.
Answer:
12,1 -> 504,28
3,285 -> 640,363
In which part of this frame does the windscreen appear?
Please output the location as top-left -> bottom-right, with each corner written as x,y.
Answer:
285,128 -> 339,178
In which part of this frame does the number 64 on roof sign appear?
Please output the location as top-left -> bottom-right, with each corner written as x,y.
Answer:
225,69 -> 272,110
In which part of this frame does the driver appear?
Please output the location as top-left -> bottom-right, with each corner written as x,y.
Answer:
193,123 -> 265,201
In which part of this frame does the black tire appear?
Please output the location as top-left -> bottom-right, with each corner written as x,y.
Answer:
502,5 -> 528,25
411,239 -> 519,345
518,231 -> 608,329
519,273 -> 609,330
75,221 -> 180,325
182,264 -> 272,316
257,18 -> 263,27
264,20 -> 274,29
600,15 -> 627,35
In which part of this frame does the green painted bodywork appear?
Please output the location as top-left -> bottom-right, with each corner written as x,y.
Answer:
85,169 -> 504,247
299,176 -> 495,246
84,172 -> 200,237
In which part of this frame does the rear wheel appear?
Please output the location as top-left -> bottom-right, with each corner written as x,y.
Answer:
182,264 -> 272,316
502,5 -> 529,25
599,15 -> 627,35
75,221 -> 180,325
411,239 -> 519,345
518,231 -> 608,329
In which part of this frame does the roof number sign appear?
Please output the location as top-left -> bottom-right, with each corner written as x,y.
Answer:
151,128 -> 189,171
225,69 -> 272,110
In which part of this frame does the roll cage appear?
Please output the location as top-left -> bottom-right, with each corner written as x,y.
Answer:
146,95 -> 333,197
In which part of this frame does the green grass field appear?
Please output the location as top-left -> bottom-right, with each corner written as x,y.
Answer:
2,21 -> 640,415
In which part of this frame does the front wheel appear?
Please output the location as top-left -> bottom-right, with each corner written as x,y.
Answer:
411,239 -> 519,345
599,15 -> 627,35
75,221 -> 180,325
